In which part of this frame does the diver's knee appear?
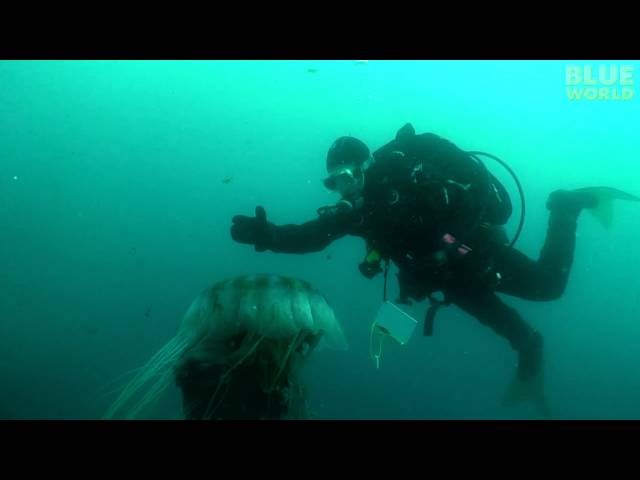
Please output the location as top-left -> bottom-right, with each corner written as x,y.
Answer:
541,279 -> 567,300
530,272 -> 568,300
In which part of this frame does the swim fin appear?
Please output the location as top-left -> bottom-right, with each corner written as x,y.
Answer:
501,369 -> 553,420
574,186 -> 640,229
548,186 -> 640,229
574,186 -> 640,202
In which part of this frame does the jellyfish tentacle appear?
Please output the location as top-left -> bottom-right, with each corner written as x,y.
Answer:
104,274 -> 346,420
202,335 -> 266,419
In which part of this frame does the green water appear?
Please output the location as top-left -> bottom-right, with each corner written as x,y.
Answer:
1,60 -> 638,419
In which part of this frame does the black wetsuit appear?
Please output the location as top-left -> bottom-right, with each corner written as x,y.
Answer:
232,125 -> 580,380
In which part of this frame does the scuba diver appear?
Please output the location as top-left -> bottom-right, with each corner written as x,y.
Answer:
229,122 -> 640,417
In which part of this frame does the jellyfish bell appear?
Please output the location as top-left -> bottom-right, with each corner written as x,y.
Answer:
103,274 -> 347,420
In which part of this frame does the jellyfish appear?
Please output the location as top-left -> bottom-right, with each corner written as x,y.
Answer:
103,274 -> 347,420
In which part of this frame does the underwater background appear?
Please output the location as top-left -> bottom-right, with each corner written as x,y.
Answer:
1,60 -> 638,420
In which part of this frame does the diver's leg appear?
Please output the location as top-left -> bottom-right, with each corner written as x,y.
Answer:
490,189 -> 601,301
534,190 -> 593,292
490,244 -> 568,301
446,286 -> 543,381
446,281 -> 551,417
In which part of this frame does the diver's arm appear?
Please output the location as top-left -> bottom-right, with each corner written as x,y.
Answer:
269,215 -> 351,253
230,206 -> 353,254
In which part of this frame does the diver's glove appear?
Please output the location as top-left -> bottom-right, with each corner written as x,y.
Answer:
230,206 -> 275,252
